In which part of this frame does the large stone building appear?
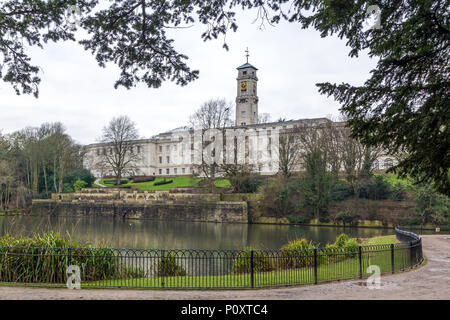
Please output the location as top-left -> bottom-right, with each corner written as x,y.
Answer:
83,59 -> 395,178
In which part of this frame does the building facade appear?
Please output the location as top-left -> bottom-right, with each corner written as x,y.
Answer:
83,60 -> 396,178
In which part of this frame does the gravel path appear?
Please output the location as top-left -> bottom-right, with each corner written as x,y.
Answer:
0,235 -> 449,300
93,179 -> 107,188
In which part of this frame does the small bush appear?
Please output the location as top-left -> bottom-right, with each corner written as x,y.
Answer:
233,248 -> 275,273
359,176 -> 392,200
288,216 -> 311,224
104,179 -> 129,185
0,232 -> 143,283
73,179 -> 88,192
132,176 -> 155,183
279,239 -> 315,268
157,252 -> 186,277
333,210 -> 360,225
334,233 -> 349,247
154,179 -> 173,186
331,180 -> 354,201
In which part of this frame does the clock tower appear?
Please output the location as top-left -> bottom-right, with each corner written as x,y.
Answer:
235,50 -> 258,126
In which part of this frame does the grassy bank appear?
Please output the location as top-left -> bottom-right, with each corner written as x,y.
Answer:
98,177 -> 231,191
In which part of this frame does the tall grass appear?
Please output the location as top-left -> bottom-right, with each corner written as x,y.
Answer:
0,232 -> 144,284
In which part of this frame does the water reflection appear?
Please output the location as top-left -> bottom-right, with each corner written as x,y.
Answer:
0,215 -> 396,249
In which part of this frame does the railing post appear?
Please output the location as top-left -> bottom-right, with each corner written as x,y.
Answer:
314,248 -> 318,284
410,241 -> 414,268
358,246 -> 362,279
250,250 -> 254,289
390,244 -> 395,274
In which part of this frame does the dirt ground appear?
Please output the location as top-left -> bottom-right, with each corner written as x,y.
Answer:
0,235 -> 449,300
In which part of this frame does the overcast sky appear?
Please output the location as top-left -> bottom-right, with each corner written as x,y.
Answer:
0,8 -> 377,145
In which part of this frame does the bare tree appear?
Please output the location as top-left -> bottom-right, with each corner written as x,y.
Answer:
339,125 -> 384,194
258,113 -> 271,124
189,98 -> 234,129
98,116 -> 141,186
189,98 -> 233,191
277,128 -> 303,178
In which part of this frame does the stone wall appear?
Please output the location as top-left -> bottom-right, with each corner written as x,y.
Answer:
34,188 -> 247,223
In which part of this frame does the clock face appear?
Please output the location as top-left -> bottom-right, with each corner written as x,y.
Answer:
240,81 -> 247,91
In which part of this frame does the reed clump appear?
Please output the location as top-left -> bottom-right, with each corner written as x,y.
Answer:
0,232 -> 143,284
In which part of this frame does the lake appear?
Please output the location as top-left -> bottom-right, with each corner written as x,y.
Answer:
0,215 -> 396,249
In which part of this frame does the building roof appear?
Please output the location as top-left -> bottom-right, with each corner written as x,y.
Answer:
236,63 -> 258,70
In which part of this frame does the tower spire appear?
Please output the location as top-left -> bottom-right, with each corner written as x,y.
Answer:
245,47 -> 249,63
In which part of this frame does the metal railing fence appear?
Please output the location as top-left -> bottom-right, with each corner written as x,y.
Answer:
0,227 -> 423,289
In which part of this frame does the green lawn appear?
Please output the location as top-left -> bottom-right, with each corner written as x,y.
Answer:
99,177 -> 230,191
362,235 -> 398,245
378,174 -> 413,188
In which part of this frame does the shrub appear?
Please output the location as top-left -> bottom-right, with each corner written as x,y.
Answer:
132,176 -> 155,183
154,179 -> 173,186
390,183 -> 407,201
358,176 -> 392,200
157,252 -> 186,277
331,180 -> 354,201
320,233 -> 359,263
260,176 -> 301,217
288,216 -> 311,224
73,179 -> 88,192
62,183 -> 74,193
343,238 -> 359,258
104,179 -> 128,185
279,239 -> 315,268
333,210 -> 360,225
64,169 -> 95,188
334,233 -> 349,247
0,232 -> 143,283
233,248 -> 275,273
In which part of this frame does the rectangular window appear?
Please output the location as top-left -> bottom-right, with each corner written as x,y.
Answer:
173,145 -> 177,152
241,111 -> 246,118
166,156 -> 170,163
166,145 -> 170,152
158,169 -> 162,175
182,168 -> 185,174
159,146 -> 162,152
182,144 -> 186,151
159,156 -> 162,164
166,168 -> 170,174
96,149 -> 100,156
174,168 -> 177,174
137,146 -> 141,153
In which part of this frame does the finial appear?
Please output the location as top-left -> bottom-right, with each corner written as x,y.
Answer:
245,47 -> 249,63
